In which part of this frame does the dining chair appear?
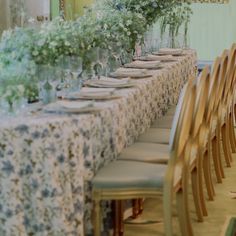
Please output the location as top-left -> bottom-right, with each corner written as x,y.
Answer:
221,44 -> 236,154
214,50 -> 232,167
92,79 -> 196,236
119,68 -> 210,221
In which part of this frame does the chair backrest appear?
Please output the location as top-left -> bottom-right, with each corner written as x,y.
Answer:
168,78 -> 196,160
230,65 -> 236,96
206,57 -> 221,123
224,44 -> 236,101
191,67 -> 210,138
215,50 -> 229,109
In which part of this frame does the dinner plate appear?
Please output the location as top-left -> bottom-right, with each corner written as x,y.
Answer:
157,48 -> 183,56
124,61 -> 163,70
44,101 -> 101,114
84,78 -> 136,88
110,68 -> 152,79
141,54 -> 177,62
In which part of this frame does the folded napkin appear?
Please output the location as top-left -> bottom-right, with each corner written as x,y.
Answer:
158,48 -> 183,55
110,68 -> 151,78
79,87 -> 115,95
44,100 -> 96,113
65,87 -> 116,100
141,54 -> 176,62
124,60 -> 162,69
96,77 -> 131,85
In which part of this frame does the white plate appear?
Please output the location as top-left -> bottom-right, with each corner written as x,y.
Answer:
124,61 -> 162,69
44,101 -> 101,114
158,48 -> 183,56
110,68 -> 152,79
145,54 -> 177,62
84,78 -> 136,88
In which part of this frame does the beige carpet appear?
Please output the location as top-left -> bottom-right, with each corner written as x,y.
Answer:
124,154 -> 236,236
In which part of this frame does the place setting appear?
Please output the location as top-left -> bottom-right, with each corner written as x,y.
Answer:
43,100 -> 102,114
123,60 -> 164,70
152,48 -> 184,56
109,68 -> 153,79
134,54 -> 177,63
62,87 -> 122,101
84,77 -> 137,88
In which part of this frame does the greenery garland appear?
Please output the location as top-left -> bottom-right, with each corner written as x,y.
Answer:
0,0 -> 192,105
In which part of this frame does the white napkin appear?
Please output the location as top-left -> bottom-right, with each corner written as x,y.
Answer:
110,68 -> 150,78
143,54 -> 176,62
66,87 -> 116,99
158,48 -> 183,55
96,77 -> 131,85
44,100 -> 95,113
124,60 -> 161,69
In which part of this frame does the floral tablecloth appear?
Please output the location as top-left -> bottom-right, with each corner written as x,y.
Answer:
0,50 -> 197,236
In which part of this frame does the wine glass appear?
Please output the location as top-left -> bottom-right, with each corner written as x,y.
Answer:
57,56 -> 71,91
68,56 -> 83,90
84,47 -> 100,79
36,64 -> 58,104
98,48 -> 109,78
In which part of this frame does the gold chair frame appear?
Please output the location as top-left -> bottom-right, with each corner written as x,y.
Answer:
92,80 -> 196,236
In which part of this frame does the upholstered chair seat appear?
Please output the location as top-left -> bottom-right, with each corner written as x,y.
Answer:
138,128 -> 170,144
92,160 -> 167,190
151,115 -> 173,129
118,142 -> 169,164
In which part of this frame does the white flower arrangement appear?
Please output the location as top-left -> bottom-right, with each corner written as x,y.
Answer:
0,0 -> 192,108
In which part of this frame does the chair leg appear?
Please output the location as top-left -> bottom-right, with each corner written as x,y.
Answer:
203,150 -> 214,200
207,141 -> 216,196
216,125 -> 225,178
191,167 -> 204,222
132,199 -> 139,219
176,188 -> 194,236
112,200 -> 123,236
229,112 -> 236,153
163,181 -> 174,236
197,153 -> 208,216
138,199 -> 144,215
94,199 -> 101,236
119,201 -> 124,236
234,103 -> 236,124
221,123 -> 232,167
211,137 -> 223,183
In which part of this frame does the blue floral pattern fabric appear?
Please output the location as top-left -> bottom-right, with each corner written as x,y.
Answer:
0,50 -> 196,236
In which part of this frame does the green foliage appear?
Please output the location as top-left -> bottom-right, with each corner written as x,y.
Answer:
0,0 -> 192,105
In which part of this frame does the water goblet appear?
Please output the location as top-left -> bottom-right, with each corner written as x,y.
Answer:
98,48 -> 109,77
84,47 -> 100,79
68,56 -> 83,91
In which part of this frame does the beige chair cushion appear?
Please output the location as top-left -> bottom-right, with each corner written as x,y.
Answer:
138,128 -> 170,144
92,160 -> 167,189
118,142 -> 169,164
151,115 -> 173,129
166,105 -> 176,116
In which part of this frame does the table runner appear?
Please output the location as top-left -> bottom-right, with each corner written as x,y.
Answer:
0,50 -> 197,236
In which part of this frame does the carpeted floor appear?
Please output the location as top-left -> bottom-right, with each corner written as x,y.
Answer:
124,154 -> 236,236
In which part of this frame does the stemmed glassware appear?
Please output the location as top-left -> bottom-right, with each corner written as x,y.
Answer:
98,48 -> 109,78
37,64 -> 58,104
84,48 -> 100,79
67,56 -> 83,91
57,55 -> 83,93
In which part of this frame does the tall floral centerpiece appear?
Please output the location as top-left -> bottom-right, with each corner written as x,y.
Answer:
160,2 -> 193,48
0,0 -> 193,113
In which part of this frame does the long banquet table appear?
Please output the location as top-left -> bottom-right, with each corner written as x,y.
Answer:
0,50 -> 196,236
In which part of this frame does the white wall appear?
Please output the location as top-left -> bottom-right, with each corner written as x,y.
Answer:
0,0 -> 10,34
25,0 -> 50,19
